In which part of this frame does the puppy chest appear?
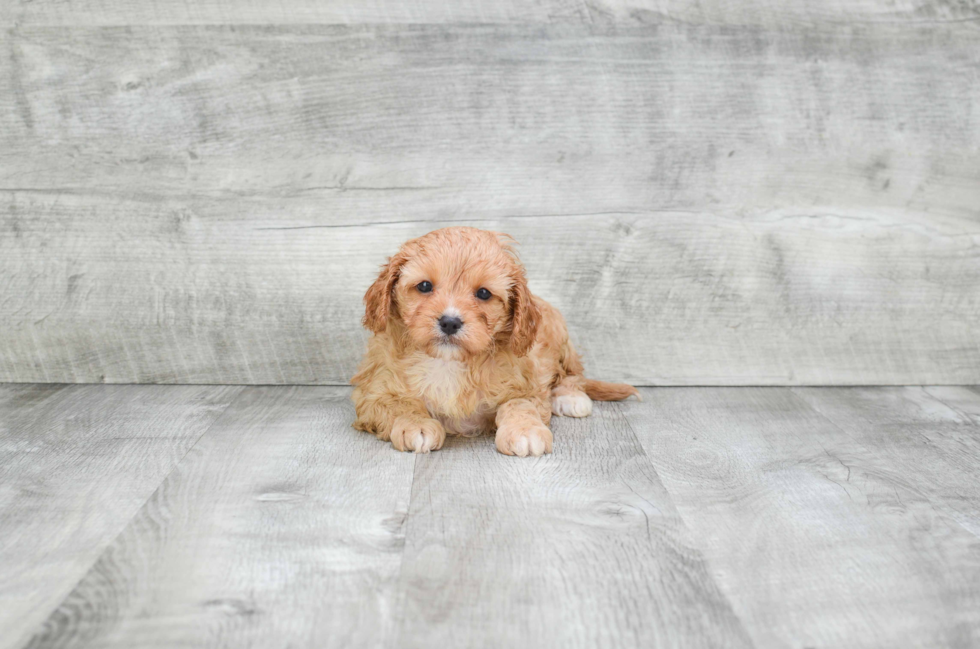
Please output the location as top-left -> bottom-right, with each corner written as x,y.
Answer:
407,357 -> 495,435
407,356 -> 463,405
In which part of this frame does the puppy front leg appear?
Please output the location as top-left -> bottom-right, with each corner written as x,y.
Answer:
353,393 -> 445,454
495,397 -> 553,457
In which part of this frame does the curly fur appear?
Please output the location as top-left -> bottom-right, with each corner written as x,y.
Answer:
351,227 -> 638,457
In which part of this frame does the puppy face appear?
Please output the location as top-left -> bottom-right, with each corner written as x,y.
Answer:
363,227 -> 539,359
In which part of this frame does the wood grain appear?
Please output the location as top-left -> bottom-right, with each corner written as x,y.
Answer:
795,386 -> 980,536
390,402 -> 753,648
2,23 -> 979,386
625,388 -> 980,648
3,198 -> 978,385
0,383 -> 241,649
2,0 -> 976,26
5,24 -> 978,213
0,0 -> 588,26
7,385 -> 980,646
926,385 -> 980,424
21,386 -> 417,649
585,0 -> 980,26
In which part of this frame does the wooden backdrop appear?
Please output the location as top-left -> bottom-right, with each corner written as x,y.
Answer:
2,1 -> 979,386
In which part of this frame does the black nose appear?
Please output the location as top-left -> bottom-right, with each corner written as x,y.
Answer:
438,315 -> 463,336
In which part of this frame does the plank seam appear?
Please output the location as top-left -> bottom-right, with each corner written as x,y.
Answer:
383,451 -> 421,649
611,398 -> 760,648
14,385 -> 249,649
921,386 -> 980,427
787,387 -> 980,543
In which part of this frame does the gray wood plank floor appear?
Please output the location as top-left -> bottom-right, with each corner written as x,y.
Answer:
0,384 -> 243,649
3,385 -> 979,648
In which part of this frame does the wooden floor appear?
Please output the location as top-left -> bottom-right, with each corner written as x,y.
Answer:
2,385 -> 979,648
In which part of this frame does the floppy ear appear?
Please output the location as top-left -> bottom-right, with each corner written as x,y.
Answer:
363,251 -> 408,334
509,267 -> 540,357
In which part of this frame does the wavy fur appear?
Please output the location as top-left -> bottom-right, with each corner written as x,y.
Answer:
351,227 -> 637,457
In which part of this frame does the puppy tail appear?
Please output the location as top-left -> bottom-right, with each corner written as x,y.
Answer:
583,379 -> 641,402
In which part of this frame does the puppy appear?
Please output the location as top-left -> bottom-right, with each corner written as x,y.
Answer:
351,227 -> 638,457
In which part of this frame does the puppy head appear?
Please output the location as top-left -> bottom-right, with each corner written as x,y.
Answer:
363,227 -> 539,358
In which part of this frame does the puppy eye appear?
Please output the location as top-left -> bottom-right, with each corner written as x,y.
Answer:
475,287 -> 492,301
417,281 -> 433,293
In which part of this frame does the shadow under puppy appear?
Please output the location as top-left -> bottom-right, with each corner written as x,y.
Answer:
352,227 -> 637,457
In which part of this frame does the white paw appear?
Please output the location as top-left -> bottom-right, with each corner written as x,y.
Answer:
495,420 -> 553,457
390,416 -> 445,453
551,391 -> 593,417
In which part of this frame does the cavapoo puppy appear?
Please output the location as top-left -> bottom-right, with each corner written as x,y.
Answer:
351,227 -> 638,457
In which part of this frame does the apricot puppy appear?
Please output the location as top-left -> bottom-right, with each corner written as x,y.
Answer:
351,227 -> 638,457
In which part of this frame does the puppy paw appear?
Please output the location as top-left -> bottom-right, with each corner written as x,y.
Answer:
551,390 -> 593,417
495,420 -> 553,457
390,416 -> 445,453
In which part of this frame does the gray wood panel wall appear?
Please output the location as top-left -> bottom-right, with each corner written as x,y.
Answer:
2,2 -> 979,385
